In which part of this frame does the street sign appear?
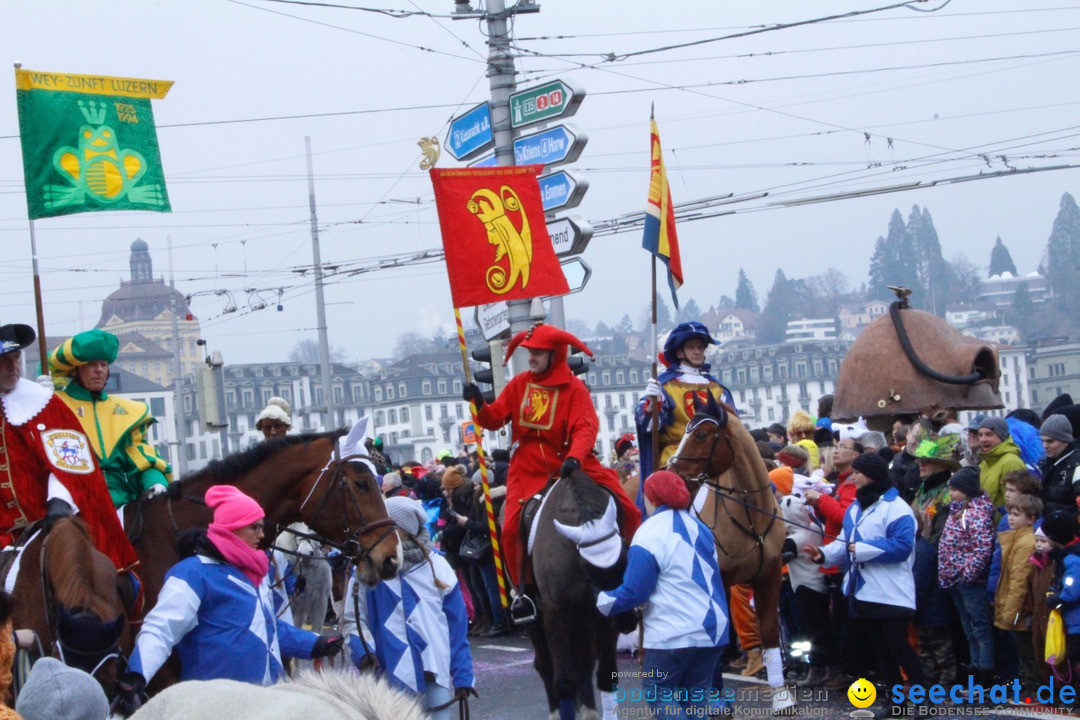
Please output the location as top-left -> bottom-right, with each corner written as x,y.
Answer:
512,124 -> 586,168
557,256 -> 591,295
547,216 -> 593,257
474,301 -> 510,341
468,153 -> 498,168
445,102 -> 493,161
510,79 -> 585,129
538,170 -> 589,212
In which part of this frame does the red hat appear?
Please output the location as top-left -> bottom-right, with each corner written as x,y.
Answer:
644,470 -> 691,510
503,322 -> 593,364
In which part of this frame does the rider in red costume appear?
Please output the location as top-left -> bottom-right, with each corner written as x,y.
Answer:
463,323 -> 641,587
0,323 -> 137,571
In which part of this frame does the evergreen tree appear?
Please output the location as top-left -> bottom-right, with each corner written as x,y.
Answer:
989,236 -> 1018,277
734,269 -> 760,313
616,314 -> 634,333
594,321 -> 613,336
677,297 -> 702,323
1045,192 -> 1080,318
716,295 -> 736,313
1009,283 -> 1035,338
759,269 -> 797,344
641,295 -> 673,331
866,209 -> 919,302
907,206 -> 948,315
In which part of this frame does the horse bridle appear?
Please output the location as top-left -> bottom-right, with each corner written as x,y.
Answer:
294,456 -> 398,564
668,411 -> 736,492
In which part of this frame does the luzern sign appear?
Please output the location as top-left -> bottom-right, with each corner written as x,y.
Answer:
512,125 -> 586,168
445,102 -> 494,160
509,79 -> 585,129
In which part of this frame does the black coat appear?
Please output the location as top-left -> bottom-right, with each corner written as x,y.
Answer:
1040,442 -> 1080,517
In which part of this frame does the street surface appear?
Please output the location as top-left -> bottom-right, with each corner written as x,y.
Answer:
468,632 -> 1072,720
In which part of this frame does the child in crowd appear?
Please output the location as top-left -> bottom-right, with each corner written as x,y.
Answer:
1042,510 -> 1080,686
937,466 -> 996,688
993,494 -> 1042,693
597,470 -> 729,719
1026,525 -> 1062,684
912,513 -> 957,685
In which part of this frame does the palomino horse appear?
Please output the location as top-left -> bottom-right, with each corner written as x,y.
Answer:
123,431 -> 400,691
10,517 -> 128,697
530,469 -> 625,720
668,394 -> 792,713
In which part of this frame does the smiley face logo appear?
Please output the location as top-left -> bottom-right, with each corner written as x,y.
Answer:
847,678 -> 876,709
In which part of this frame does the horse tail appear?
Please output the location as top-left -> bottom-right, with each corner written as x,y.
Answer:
45,517 -> 116,620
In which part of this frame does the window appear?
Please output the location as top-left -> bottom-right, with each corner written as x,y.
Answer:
616,371 -> 624,384
154,362 -> 162,373
456,405 -> 463,419
226,390 -> 236,410
423,380 -> 432,395
388,409 -> 397,424
453,380 -> 462,394
750,367 -> 759,384
187,444 -> 196,461
386,385 -> 395,400
352,385 -> 362,403
588,373 -> 597,385
401,407 -> 409,422
602,371 -> 610,385
261,388 -> 272,406
150,397 -> 166,417
421,447 -> 433,463
183,394 -> 193,412
767,407 -> 775,422
438,380 -> 447,394
425,406 -> 433,421
213,440 -> 220,458
200,441 -> 207,459
374,386 -> 383,402
737,368 -> 746,384
440,404 -> 448,418
763,366 -> 773,382
765,386 -> 772,400
334,386 -> 344,404
1005,391 -> 1011,403
399,383 -> 407,398
795,363 -> 807,379
779,365 -> 788,380
375,410 -> 384,425
142,362 -> 149,375
619,395 -> 627,409
315,388 -> 323,404
630,371 -> 639,384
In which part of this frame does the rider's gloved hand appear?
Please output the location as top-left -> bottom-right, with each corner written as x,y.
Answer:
43,498 -> 73,532
643,378 -> 662,401
146,484 -> 167,498
462,383 -> 485,409
35,374 -> 54,390
455,687 -> 480,701
312,633 -> 344,659
115,671 -> 147,716
560,457 -> 581,479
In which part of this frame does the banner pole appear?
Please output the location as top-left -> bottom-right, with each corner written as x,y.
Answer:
454,308 -> 510,609
28,218 -> 48,372
650,257 -> 660,475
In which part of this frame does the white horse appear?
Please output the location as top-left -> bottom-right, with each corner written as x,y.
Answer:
124,667 -> 427,720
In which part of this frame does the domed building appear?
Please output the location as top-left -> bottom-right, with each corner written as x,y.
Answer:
97,239 -> 202,388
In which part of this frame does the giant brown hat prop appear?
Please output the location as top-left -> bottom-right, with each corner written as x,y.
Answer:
832,295 -> 1002,421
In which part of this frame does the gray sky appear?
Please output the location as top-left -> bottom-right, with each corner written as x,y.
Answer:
2,1 -> 1077,363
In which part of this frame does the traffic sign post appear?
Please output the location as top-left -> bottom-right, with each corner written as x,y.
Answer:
538,170 -> 589,212
474,301 -> 510,341
512,125 -> 586,168
445,102 -> 494,161
557,256 -> 591,295
510,79 -> 585,129
547,216 -> 593,257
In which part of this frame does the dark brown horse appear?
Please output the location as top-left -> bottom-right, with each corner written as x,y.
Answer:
668,395 -> 792,713
123,431 -> 400,691
530,469 -> 624,720
10,517 -> 128,698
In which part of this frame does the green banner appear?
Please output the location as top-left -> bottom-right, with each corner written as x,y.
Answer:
15,68 -> 172,220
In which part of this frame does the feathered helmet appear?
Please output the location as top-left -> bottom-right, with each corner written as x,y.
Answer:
502,322 -> 593,372
662,321 -> 718,366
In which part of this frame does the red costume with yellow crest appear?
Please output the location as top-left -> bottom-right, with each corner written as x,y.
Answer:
473,324 -> 640,584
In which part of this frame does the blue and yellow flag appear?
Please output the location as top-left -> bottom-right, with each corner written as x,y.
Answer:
15,68 -> 173,220
642,117 -> 683,308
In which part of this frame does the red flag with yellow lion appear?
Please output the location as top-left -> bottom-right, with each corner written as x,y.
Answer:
430,165 -> 569,308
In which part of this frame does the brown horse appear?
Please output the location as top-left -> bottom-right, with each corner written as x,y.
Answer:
10,517 -> 128,698
123,431 -> 400,691
667,395 -> 792,713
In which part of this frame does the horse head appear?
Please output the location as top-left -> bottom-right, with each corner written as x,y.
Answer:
667,392 -> 737,490
299,455 -> 400,587
55,605 -> 125,679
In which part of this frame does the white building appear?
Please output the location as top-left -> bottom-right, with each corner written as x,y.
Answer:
785,318 -> 838,343
977,271 -> 1049,308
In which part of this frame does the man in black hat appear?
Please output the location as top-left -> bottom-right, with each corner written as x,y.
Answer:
0,323 -> 137,572
1040,415 -> 1080,517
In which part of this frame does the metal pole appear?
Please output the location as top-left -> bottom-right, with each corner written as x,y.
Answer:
167,235 -> 188,476
212,350 -> 229,456
306,136 -> 337,432
28,219 -> 48,373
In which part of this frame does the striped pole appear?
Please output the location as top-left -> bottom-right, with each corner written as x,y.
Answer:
454,307 -> 509,608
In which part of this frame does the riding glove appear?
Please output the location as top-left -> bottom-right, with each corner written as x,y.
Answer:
560,457 -> 581,479
462,383 -> 485,409
1046,593 -> 1064,610
116,671 -> 148,715
43,498 -> 73,532
312,633 -> 344,659
643,378 -> 663,400
455,687 -> 480,701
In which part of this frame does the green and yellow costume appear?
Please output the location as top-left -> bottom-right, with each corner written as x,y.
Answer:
50,329 -> 172,507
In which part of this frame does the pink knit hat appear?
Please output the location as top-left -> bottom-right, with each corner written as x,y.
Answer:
205,485 -> 265,532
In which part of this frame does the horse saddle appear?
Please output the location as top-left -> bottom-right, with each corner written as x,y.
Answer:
0,519 -> 45,595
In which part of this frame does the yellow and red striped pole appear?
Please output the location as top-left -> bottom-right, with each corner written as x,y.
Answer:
454,307 -> 509,608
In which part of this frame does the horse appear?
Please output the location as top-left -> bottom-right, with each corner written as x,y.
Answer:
123,430 -> 400,691
9,516 -> 128,698
667,393 -> 792,713
276,523 -> 334,632
530,469 -> 625,720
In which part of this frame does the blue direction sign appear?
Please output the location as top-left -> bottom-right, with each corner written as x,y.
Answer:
538,170 -> 589,212
512,125 -> 586,168
445,102 -> 493,161
468,153 -> 498,168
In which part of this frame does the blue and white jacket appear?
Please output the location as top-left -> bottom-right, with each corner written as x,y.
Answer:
129,554 -> 318,685
820,486 -> 917,611
597,506 -> 728,650
343,552 -> 473,694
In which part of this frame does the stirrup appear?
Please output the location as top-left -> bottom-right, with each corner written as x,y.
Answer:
509,592 -> 537,625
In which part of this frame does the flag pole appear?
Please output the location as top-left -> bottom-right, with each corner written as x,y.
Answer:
650,257 -> 660,474
454,307 -> 509,609
28,218 -> 48,372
